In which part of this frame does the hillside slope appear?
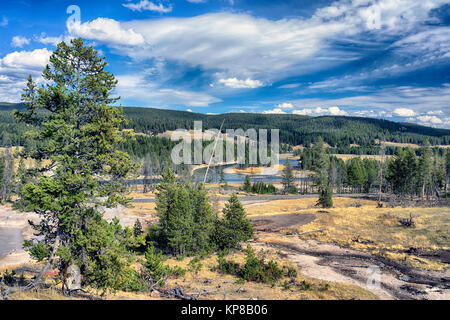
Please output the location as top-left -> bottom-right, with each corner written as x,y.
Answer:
1,103 -> 450,148
123,107 -> 450,147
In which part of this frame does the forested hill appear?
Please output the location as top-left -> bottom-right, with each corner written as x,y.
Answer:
123,106 -> 450,147
1,103 -> 450,148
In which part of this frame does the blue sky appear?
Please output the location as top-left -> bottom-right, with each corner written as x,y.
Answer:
1,0 -> 450,127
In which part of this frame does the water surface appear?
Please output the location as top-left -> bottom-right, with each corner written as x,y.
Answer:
0,227 -> 23,258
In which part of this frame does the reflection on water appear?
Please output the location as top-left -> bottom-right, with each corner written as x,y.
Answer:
0,227 -> 23,257
192,158 -> 308,184
125,158 -> 310,186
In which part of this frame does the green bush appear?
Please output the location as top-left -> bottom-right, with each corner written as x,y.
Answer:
188,257 -> 203,275
120,270 -> 149,292
297,280 -> 312,291
216,245 -> 284,284
23,240 -> 50,262
143,245 -> 185,287
251,181 -> 277,194
285,267 -> 298,278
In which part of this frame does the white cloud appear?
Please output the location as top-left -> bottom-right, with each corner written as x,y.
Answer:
328,106 -> 348,116
353,110 -> 383,118
187,0 -> 207,3
393,27 -> 450,61
218,77 -> 264,89
116,73 -> 221,107
291,106 -> 348,116
1,48 -> 51,69
284,85 -> 450,127
314,0 -> 447,33
123,0 -> 172,13
11,36 -> 30,48
292,109 -> 313,115
417,115 -> 443,124
262,108 -> 286,114
427,110 -> 444,115
278,83 -> 301,89
394,107 -> 416,117
276,102 -> 294,109
67,18 -> 145,46
121,12 -> 350,80
35,33 -> 63,46
71,1 -> 447,83
0,48 -> 51,102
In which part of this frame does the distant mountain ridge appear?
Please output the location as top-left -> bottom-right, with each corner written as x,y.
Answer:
1,102 -> 450,147
122,106 -> 450,147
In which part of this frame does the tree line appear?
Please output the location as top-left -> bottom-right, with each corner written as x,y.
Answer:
295,139 -> 450,201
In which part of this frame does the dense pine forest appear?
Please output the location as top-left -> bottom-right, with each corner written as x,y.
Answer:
2,103 -> 450,153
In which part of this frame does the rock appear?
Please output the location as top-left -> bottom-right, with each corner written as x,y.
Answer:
399,274 -> 410,282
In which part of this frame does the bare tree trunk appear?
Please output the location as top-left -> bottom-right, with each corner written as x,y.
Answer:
26,233 -> 60,289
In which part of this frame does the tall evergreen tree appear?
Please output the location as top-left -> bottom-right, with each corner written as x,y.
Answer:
214,194 -> 254,250
281,160 -> 296,194
1,148 -> 14,202
445,151 -> 450,195
243,175 -> 252,192
313,137 -> 333,208
14,38 -> 137,291
189,184 -> 217,253
363,158 -> 378,193
418,141 -> 433,199
154,168 -> 217,255
154,168 -> 194,255
347,158 -> 366,193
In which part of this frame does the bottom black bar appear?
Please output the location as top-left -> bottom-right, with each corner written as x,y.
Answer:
1,300 -> 448,319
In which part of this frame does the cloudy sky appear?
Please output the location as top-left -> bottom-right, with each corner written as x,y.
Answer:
1,0 -> 450,127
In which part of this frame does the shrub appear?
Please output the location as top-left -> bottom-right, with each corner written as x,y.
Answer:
23,240 -> 50,262
144,245 -> 182,287
120,270 -> 149,292
285,267 -> 298,278
297,280 -> 312,291
188,257 -> 203,275
239,245 -> 283,283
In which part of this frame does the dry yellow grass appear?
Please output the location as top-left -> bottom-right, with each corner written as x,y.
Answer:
124,202 -> 157,216
245,197 -> 450,270
126,190 -> 156,198
245,197 -> 374,217
374,140 -> 450,149
105,249 -> 378,300
332,154 -> 392,161
7,249 -> 377,300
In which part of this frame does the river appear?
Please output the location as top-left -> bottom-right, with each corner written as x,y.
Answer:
191,158 -> 308,184
123,158 -> 311,187
0,227 -> 23,258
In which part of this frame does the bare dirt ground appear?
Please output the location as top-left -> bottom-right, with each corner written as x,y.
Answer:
250,213 -> 316,232
249,214 -> 450,300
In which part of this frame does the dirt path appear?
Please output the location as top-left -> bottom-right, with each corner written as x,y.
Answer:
250,213 -> 316,232
252,235 -> 449,300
